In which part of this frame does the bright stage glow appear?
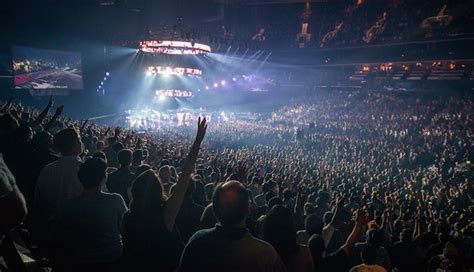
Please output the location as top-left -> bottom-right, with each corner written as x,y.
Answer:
104,77 -> 107,80
139,40 -> 211,55
147,66 -> 202,77
158,95 -> 166,101
146,70 -> 152,76
155,89 -> 193,97
205,86 -> 209,90
106,72 -> 110,76
221,80 -> 226,85
213,83 -> 218,88
232,77 -> 237,81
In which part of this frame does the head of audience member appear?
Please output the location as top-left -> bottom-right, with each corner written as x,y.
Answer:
77,158 -> 107,191
107,137 -> 116,147
283,189 -> 293,201
118,149 -> 132,169
169,178 -> 195,200
135,164 -> 152,176
323,211 -> 333,226
95,140 -> 105,152
130,170 -> 166,216
53,128 -> 83,156
132,149 -> 144,165
308,234 -> 326,260
262,205 -> 298,264
261,182 -> 271,194
304,203 -> 316,216
305,213 -> 324,235
212,180 -> 249,228
158,165 -> 171,184
92,151 -> 107,163
264,191 -> 277,205
360,245 -> 378,265
267,196 -> 283,212
400,228 -> 413,243
112,142 -> 124,153
366,229 -> 383,247
31,131 -> 53,151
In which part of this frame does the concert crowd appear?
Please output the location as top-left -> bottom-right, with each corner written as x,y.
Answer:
0,90 -> 472,272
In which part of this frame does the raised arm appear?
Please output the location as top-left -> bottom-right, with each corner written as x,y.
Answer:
340,208 -> 368,255
329,195 -> 345,225
29,95 -> 54,129
164,117 -> 207,231
44,105 -> 64,132
0,97 -> 13,113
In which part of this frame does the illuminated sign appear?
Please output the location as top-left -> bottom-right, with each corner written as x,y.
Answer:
155,89 -> 193,97
147,66 -> 202,76
139,40 -> 211,55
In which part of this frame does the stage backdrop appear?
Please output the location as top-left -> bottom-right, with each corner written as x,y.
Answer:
12,46 -> 83,90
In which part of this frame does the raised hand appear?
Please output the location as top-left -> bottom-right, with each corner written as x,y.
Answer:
194,117 -> 207,145
355,208 -> 369,227
114,127 -> 121,137
48,95 -> 54,108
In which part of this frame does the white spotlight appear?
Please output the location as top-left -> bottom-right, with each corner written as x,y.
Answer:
146,70 -> 152,76
205,86 -> 209,90
221,80 -> 226,85
159,95 -> 166,101
213,83 -> 218,88
232,77 -> 236,81
106,72 -> 110,76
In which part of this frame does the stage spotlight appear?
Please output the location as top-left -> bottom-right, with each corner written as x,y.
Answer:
146,70 -> 152,76
106,72 -> 110,76
221,80 -> 226,86
104,77 -> 107,81
159,95 -> 166,101
232,77 -> 236,81
205,86 -> 209,90
213,83 -> 218,88
100,82 -> 104,85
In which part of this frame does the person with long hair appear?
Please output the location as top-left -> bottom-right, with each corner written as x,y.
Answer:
122,118 -> 207,272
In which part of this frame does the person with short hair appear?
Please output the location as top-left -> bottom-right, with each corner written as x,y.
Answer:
179,180 -> 286,272
33,128 -> 84,246
131,149 -> 144,173
350,245 -> 387,272
50,157 -> 127,272
107,149 -> 135,205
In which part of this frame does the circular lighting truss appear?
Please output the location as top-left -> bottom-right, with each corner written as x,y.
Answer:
147,66 -> 202,77
139,40 -> 211,55
155,89 -> 193,97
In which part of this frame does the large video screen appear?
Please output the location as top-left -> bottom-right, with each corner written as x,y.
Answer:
12,46 -> 83,90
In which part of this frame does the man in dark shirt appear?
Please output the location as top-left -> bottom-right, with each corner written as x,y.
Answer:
107,149 -> 135,205
389,228 -> 419,272
178,180 -> 286,272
